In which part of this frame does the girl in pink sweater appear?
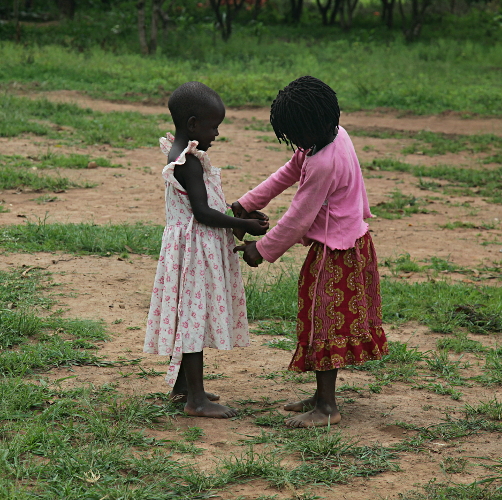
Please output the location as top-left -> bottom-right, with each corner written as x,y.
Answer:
233,76 -> 388,427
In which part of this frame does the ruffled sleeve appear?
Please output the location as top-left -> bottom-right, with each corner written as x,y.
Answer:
160,134 -> 210,191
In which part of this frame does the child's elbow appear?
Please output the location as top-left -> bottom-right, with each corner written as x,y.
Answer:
192,207 -> 212,226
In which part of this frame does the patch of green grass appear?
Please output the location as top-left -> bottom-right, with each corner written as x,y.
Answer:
0,315 -> 109,376
400,479 -> 501,500
425,382 -> 463,400
183,426 -> 204,442
465,398 -> 502,421
168,440 -> 204,456
0,379 -> 216,499
257,135 -> 277,143
244,267 -> 298,321
425,256 -> 460,273
0,219 -> 163,255
351,341 -> 423,388
203,373 -> 228,380
0,267 -> 55,310
353,128 -> 502,163
252,320 -> 296,336
402,131 -> 502,160
32,194 -> 60,204
266,337 -> 296,350
283,428 -> 400,480
425,350 -> 467,381
1,152 -> 121,169
484,153 -> 502,164
383,253 -> 423,274
0,94 -> 172,148
381,279 -> 502,334
478,348 -> 502,386
372,190 -> 429,219
2,32 -> 502,115
0,267 -> 136,378
437,334 -> 487,354
0,164 -> 93,191
440,457 -> 469,474
251,319 -> 298,351
365,159 -> 502,204
441,220 -> 499,230
396,414 -> 502,443
245,120 -> 274,132
1,153 -> 102,170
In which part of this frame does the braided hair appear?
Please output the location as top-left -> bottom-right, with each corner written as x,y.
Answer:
270,76 -> 340,151
168,81 -> 223,129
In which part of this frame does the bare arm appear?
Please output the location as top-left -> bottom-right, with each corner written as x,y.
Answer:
175,155 -> 268,235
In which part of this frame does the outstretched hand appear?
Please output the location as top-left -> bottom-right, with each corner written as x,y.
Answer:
231,201 -> 269,240
233,240 -> 263,267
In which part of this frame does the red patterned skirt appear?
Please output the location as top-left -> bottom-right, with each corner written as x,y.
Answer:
289,232 -> 388,372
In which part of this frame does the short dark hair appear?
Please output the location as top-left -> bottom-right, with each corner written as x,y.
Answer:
168,81 -> 223,128
270,76 -> 340,149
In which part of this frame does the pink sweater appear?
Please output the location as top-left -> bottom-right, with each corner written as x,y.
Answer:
238,126 -> 372,263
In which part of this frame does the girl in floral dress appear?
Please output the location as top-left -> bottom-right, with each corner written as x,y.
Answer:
144,82 -> 268,419
234,76 -> 388,427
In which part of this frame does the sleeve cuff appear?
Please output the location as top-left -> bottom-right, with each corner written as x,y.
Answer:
237,195 -> 256,213
256,238 -> 277,264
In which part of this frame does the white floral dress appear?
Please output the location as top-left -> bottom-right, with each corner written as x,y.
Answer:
144,133 -> 249,386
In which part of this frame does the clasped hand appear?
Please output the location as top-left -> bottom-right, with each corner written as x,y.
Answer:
231,201 -> 267,267
230,201 -> 269,239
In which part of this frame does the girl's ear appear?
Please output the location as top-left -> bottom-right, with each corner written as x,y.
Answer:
187,116 -> 197,132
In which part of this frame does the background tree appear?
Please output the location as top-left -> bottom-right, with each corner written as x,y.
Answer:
136,0 -> 171,55
57,0 -> 75,19
209,0 -> 246,41
381,0 -> 396,28
339,0 -> 359,29
289,0 -> 303,22
399,0 -> 433,41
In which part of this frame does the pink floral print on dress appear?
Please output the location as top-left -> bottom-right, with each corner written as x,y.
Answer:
144,133 -> 249,386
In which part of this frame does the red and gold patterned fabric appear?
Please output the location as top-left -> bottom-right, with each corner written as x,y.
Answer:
289,232 -> 388,372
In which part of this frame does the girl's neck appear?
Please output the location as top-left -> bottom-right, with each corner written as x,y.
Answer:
308,131 -> 337,156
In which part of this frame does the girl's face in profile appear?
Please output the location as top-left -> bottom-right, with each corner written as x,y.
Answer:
189,101 -> 225,151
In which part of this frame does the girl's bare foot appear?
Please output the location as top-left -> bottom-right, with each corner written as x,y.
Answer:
284,396 -> 316,412
285,407 -> 341,428
170,391 -> 220,403
184,400 -> 237,418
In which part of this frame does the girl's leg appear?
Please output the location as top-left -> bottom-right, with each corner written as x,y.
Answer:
170,359 -> 220,402
182,351 -> 237,418
285,369 -> 341,428
284,390 -> 319,412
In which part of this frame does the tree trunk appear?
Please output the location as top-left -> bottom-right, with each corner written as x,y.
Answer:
13,0 -> 21,42
316,0 -> 333,25
149,0 -> 162,54
158,0 -> 171,43
346,0 -> 358,28
253,0 -> 262,20
381,0 -> 396,28
399,0 -> 430,41
290,0 -> 303,23
57,0 -> 76,19
339,0 -> 358,29
329,0 -> 343,24
209,0 -> 245,42
137,0 -> 149,55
